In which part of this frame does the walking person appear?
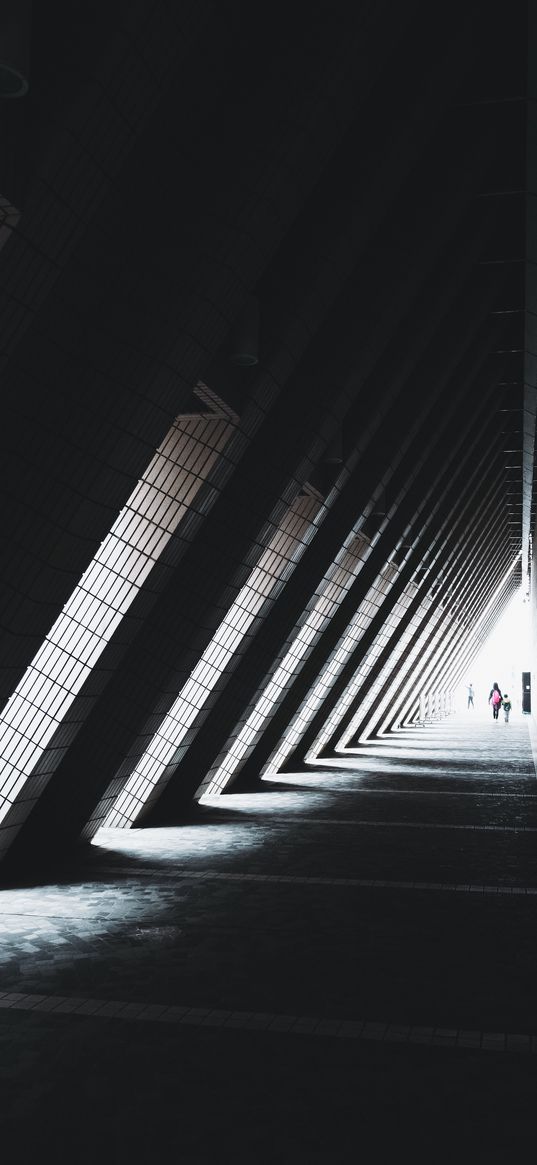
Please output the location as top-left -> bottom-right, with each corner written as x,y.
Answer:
502,692 -> 512,723
489,682 -> 503,720
467,683 -> 474,709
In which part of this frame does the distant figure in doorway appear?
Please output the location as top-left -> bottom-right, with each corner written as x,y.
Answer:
467,683 -> 474,709
489,682 -> 503,720
502,693 -> 512,723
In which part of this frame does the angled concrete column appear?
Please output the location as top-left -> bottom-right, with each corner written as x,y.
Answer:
223,370 -> 510,783
38,230 -> 505,850
0,3 -> 525,874
299,443 -> 511,759
422,566 -> 521,713
131,288 -> 508,818
332,466 -> 505,747
315,455 -> 507,750
377,535 -> 514,738
399,554 -> 519,729
374,532 -> 510,736
340,456 -> 510,741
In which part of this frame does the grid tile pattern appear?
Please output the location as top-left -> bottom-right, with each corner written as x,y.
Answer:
340,588 -> 441,744
263,561 -> 402,772
0,3 -> 379,864
104,490 -> 323,827
0,412 -> 234,824
82,865 -> 537,897
303,573 -> 418,762
0,989 -> 533,1054
199,531 -> 372,795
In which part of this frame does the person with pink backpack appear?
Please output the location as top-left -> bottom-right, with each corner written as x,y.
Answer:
489,682 -> 503,721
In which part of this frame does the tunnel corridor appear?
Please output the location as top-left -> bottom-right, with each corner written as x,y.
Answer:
1,1 -> 537,1159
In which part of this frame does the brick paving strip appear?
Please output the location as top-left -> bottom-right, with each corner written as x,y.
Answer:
93,866 -> 537,896
308,770 -> 535,784
188,818 -> 537,832
280,789 -> 537,797
0,991 -> 533,1054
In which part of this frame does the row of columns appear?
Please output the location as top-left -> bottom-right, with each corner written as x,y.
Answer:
0,4 -> 528,871
418,691 -> 453,725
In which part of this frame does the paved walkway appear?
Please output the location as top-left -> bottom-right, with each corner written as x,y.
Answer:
1,714 -> 536,1161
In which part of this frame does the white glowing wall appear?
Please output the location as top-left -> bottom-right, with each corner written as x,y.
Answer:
301,566 -> 413,761
198,531 -> 373,796
338,589 -> 441,744
0,412 -> 234,825
103,490 -> 323,826
259,561 -> 400,773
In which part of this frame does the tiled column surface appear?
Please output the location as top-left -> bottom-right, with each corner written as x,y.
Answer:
340,494 -> 512,747
1,716 -> 537,1159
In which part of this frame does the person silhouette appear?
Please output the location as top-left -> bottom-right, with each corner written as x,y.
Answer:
467,683 -> 474,709
489,682 -> 502,720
